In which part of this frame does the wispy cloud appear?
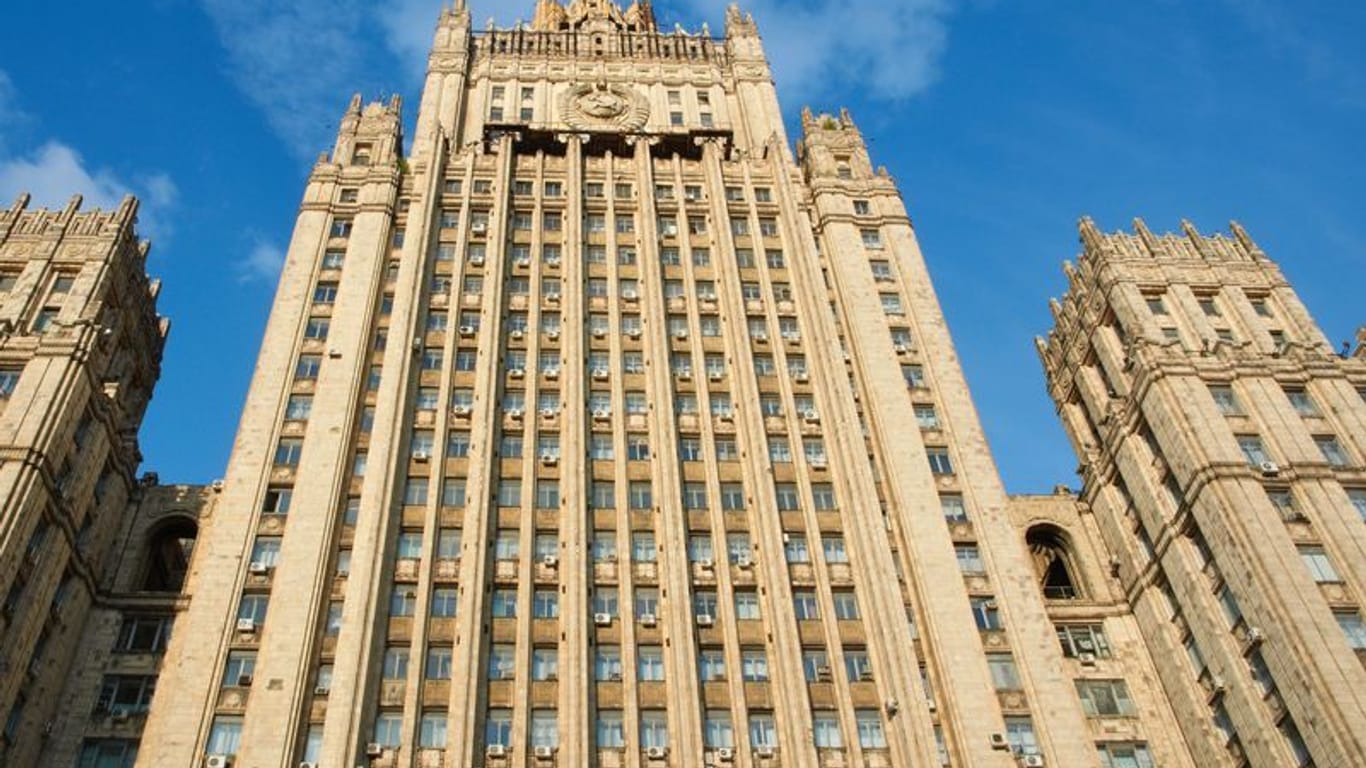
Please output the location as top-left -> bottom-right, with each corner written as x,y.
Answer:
197,0 -> 387,159
236,239 -> 286,283
675,0 -> 953,103
0,70 -> 178,241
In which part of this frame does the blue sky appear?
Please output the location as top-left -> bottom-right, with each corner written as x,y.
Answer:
0,0 -> 1361,493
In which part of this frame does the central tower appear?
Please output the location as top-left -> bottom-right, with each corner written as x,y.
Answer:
137,3 -> 1196,767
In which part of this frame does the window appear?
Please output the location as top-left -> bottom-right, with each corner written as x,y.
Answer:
1004,716 -> 1039,756
735,591 -> 761,620
427,647 -> 453,680
775,483 -> 800,510
1058,624 -> 1111,657
699,648 -> 727,681
971,598 -> 1001,631
486,708 -> 513,747
596,710 -> 625,748
855,710 -> 886,749
749,713 -> 778,749
636,645 -> 664,681
530,710 -> 558,749
77,740 -> 140,768
629,481 -> 652,510
822,537 -> 848,564
640,710 -> 669,749
419,712 -> 448,749
206,716 -> 244,756
793,591 -> 819,620
1348,489 -> 1366,521
491,590 -> 517,618
1316,436 -> 1350,467
742,649 -> 769,682
903,364 -> 926,388
528,647 -> 557,682
303,317 -> 329,340
1095,742 -> 1154,768
812,713 -> 843,748
832,591 -> 860,620
705,710 -> 734,749
1285,388 -> 1319,416
633,533 -> 656,562
861,229 -> 883,249
1076,679 -> 1137,717
96,674 -> 158,715
955,545 -> 984,574
1237,435 -> 1270,466
880,293 -> 903,315
926,448 -> 954,475
431,588 -> 458,617
1210,385 -> 1241,416
941,494 -> 968,522
1299,546 -> 1341,582
914,404 -> 940,430
329,218 -> 353,238
591,646 -> 622,681
987,655 -> 1022,691
116,615 -> 173,653
1337,612 -> 1366,649
274,439 -> 303,467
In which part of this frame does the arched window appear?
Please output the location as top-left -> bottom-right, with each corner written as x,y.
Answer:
143,517 -> 198,592
1026,525 -> 1082,600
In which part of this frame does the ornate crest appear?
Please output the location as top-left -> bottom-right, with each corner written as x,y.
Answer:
561,82 -> 650,132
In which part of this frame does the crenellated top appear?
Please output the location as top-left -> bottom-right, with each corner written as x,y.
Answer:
0,193 -> 142,243
531,0 -> 656,32
1077,216 -> 1268,266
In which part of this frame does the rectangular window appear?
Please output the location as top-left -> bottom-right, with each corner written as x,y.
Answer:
1299,546 -> 1341,582
1057,624 -> 1111,658
1237,435 -> 1270,466
956,545 -> 985,574
1210,385 -> 1241,415
1076,679 -> 1137,717
988,655 -> 1022,691
1316,436 -> 1350,467
927,448 -> 954,475
812,713 -> 843,748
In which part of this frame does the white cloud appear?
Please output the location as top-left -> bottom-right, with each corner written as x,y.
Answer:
0,73 -> 178,243
236,239 -> 286,283
197,0 -> 382,158
676,0 -> 952,103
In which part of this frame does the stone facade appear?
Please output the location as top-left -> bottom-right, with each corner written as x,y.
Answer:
0,193 -> 173,766
1038,219 -> 1366,766
5,3 -> 1359,768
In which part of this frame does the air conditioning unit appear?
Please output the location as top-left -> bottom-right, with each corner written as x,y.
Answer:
1078,652 -> 1097,667
509,369 -> 526,380
546,258 -> 562,268
640,613 -> 658,627
470,222 -> 488,235
753,333 -> 768,342
735,556 -> 753,569
709,372 -> 724,382
1247,627 -> 1266,644
627,329 -> 642,339
313,686 -> 331,696
894,344 -> 909,355
815,666 -> 832,682
470,255 -> 486,266
989,732 -> 1010,750
662,224 -> 679,237
412,451 -> 430,463
717,413 -> 734,423
593,369 -> 610,380
696,614 -> 715,627
514,258 -> 531,268
593,328 -> 608,338
542,555 -> 559,568
299,762 -> 319,768
593,410 -> 612,420
794,373 -> 810,383
715,747 -> 735,762
803,411 -> 820,423
510,330 -> 525,340
204,756 -> 232,768
622,290 -> 639,301
507,409 -> 525,420
1259,461 -> 1281,477
1021,755 -> 1046,767
486,744 -> 508,758
594,613 -> 613,626
754,746 -> 775,758
697,559 -> 715,570
533,745 -> 556,759
540,454 -> 559,466
459,325 -> 476,336
544,368 -> 561,379
452,405 -> 472,417
674,331 -> 689,340
645,746 -> 669,760
809,458 -> 827,469
677,371 -> 693,381
546,293 -> 560,304
236,674 -> 254,687
540,408 -> 558,418
1210,676 -> 1227,695
236,619 -> 257,633
248,562 -> 269,574
547,331 -> 561,341
366,743 -> 384,757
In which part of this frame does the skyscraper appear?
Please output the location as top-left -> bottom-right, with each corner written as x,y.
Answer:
1038,219 -> 1366,767
133,3 -> 1199,767
0,193 -> 175,768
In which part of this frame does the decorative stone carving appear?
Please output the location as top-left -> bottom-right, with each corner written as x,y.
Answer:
560,82 -> 650,131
